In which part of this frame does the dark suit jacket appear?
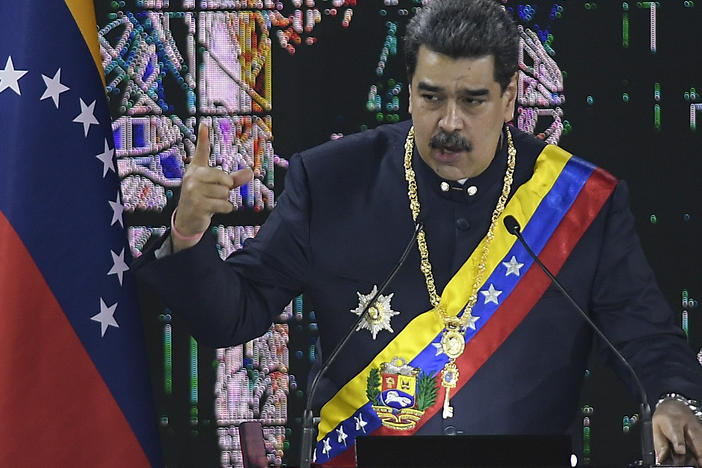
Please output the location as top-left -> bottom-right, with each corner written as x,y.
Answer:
134,120 -> 702,441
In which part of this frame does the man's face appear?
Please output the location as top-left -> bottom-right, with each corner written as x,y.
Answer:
409,46 -> 517,181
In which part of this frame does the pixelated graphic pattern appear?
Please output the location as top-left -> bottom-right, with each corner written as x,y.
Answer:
100,8 -> 284,216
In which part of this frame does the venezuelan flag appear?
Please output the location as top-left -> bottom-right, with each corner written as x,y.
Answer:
0,1 -> 162,466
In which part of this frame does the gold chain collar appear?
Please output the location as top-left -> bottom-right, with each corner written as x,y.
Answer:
403,126 -> 516,418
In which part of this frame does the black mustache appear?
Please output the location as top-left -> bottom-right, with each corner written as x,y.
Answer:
429,131 -> 472,152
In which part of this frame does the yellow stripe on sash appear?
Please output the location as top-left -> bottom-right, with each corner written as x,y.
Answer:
317,144 -> 572,440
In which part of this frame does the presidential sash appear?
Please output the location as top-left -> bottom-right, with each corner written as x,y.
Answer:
313,145 -> 617,465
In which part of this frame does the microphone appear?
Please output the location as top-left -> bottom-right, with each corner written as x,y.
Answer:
300,219 -> 425,468
502,215 -> 655,468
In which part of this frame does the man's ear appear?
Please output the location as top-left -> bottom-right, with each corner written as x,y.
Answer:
408,86 -> 413,114
502,72 -> 518,122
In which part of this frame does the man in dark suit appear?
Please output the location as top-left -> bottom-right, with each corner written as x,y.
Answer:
135,0 -> 702,464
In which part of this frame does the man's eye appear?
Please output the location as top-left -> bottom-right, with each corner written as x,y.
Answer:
422,94 -> 439,101
464,98 -> 485,105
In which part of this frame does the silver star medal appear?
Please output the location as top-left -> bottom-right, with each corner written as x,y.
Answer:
350,285 -> 399,340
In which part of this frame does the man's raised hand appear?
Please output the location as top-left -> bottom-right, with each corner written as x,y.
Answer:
172,122 -> 254,252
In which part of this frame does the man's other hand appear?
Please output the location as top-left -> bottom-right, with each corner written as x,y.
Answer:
654,398 -> 702,465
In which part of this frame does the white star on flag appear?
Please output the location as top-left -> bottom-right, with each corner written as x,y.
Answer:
432,342 -> 444,356
322,438 -> 332,456
91,298 -> 119,337
354,413 -> 368,433
0,56 -> 28,95
40,68 -> 69,108
503,256 -> 524,277
73,98 -> 99,136
108,192 -> 124,227
480,283 -> 502,305
95,139 -> 115,177
108,248 -> 129,286
336,426 -> 348,446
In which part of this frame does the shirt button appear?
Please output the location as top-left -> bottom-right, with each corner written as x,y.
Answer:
456,218 -> 471,231
466,185 -> 478,196
440,181 -> 450,192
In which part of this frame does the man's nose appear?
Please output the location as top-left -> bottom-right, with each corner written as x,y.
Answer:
438,100 -> 463,133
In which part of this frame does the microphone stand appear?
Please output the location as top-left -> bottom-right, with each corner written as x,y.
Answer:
503,215 -> 655,468
299,221 -> 424,468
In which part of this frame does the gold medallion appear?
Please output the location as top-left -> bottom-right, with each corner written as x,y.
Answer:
441,329 -> 465,359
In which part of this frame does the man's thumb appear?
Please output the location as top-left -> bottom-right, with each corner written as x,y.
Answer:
231,167 -> 254,188
191,122 -> 211,166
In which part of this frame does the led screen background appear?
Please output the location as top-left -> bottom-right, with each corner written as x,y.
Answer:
94,1 -> 701,466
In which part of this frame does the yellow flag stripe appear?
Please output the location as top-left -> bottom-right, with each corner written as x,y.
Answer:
64,0 -> 106,87
317,144 -> 572,440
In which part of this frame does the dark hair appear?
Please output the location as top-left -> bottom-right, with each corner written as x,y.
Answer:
404,0 -> 519,92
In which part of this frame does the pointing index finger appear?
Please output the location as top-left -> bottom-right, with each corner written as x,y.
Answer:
191,122 -> 211,167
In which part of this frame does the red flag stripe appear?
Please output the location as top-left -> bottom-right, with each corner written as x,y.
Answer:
0,210 -> 151,467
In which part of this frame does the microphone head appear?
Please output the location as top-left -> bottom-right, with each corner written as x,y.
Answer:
503,215 -> 521,235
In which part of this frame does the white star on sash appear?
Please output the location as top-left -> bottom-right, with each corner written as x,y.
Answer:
502,256 -> 524,277
91,298 -> 119,337
0,56 -> 27,95
40,68 -> 69,108
432,342 -> 444,356
480,284 -> 502,305
322,437 -> 332,456
354,413 -> 368,433
336,426 -> 348,446
464,312 -> 480,330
